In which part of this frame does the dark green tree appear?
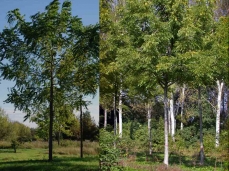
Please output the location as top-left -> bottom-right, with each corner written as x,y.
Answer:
0,0 -> 99,161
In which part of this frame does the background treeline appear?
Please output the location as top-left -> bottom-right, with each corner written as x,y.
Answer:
0,107 -> 98,146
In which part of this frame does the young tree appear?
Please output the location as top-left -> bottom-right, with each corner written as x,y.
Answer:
211,16 -> 229,147
176,0 -> 216,165
0,0 -> 98,161
115,0 -> 187,165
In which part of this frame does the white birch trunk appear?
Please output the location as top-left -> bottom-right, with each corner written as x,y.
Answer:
163,86 -> 169,166
104,108 -> 107,128
181,84 -> 185,130
168,105 -> 171,135
170,94 -> 175,142
119,89 -> 123,138
147,102 -> 152,155
216,80 -> 224,147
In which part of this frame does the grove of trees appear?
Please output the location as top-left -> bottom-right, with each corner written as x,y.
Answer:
100,0 -> 228,169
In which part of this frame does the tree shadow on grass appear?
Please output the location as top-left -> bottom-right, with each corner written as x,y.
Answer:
0,151 -> 15,153
0,156 -> 99,171
135,152 -> 227,170
136,152 -> 164,163
168,152 -> 227,169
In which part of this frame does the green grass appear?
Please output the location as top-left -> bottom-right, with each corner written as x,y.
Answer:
0,141 -> 99,171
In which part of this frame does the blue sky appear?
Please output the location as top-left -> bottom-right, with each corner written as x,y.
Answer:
0,0 -> 99,127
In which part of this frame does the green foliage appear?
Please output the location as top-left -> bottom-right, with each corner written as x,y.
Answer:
152,117 -> 164,152
81,111 -> 99,141
0,108 -> 12,140
99,128 -> 123,171
0,107 -> 32,143
0,0 -> 99,160
11,140 -> 20,153
120,122 -> 148,155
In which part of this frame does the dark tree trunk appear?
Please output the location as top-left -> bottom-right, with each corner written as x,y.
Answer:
113,86 -> 117,148
58,130 -> 60,146
114,89 -> 117,136
80,96 -> 83,158
49,59 -> 54,162
198,86 -> 204,165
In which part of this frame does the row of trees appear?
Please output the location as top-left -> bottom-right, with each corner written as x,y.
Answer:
0,107 -> 98,143
0,0 -> 99,161
0,108 -> 31,142
100,0 -> 228,167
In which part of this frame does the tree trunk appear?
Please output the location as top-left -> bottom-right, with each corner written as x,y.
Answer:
147,102 -> 152,155
198,86 -> 204,165
80,96 -> 83,158
181,84 -> 185,130
48,58 -> 54,162
216,80 -> 224,147
58,129 -> 60,146
119,89 -> 123,138
163,85 -> 169,166
104,108 -> 107,128
113,89 -> 117,148
170,93 -> 175,142
168,105 -> 171,135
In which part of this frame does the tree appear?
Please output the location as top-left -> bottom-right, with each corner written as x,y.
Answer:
114,0 -> 188,165
176,0 -> 216,165
0,0 -> 98,161
211,4 -> 229,147
0,107 -> 12,140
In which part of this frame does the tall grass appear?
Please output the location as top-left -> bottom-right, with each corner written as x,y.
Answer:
0,140 -> 99,156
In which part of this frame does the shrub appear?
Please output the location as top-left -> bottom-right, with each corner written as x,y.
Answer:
99,129 -> 123,171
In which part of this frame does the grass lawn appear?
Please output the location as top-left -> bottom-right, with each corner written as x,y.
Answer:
0,142 -> 99,171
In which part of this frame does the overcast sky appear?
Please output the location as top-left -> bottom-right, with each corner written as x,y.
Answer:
0,0 -> 99,127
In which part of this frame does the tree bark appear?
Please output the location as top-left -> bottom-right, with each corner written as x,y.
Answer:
216,80 -> 224,147
113,88 -> 117,148
48,57 -> 54,162
163,85 -> 169,166
80,95 -> 83,158
170,93 -> 175,142
104,108 -> 107,128
114,92 -> 117,135
58,129 -> 60,146
147,102 -> 152,155
119,89 -> 123,138
168,104 -> 171,135
198,86 -> 204,165
180,84 -> 185,130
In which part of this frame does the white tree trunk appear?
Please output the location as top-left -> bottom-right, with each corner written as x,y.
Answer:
119,89 -> 123,138
181,84 -> 185,130
104,108 -> 107,128
163,86 -> 169,166
170,94 -> 175,142
147,102 -> 152,155
216,80 -> 224,147
168,104 -> 171,134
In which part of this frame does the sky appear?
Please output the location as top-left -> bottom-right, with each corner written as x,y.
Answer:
0,0 -> 99,127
